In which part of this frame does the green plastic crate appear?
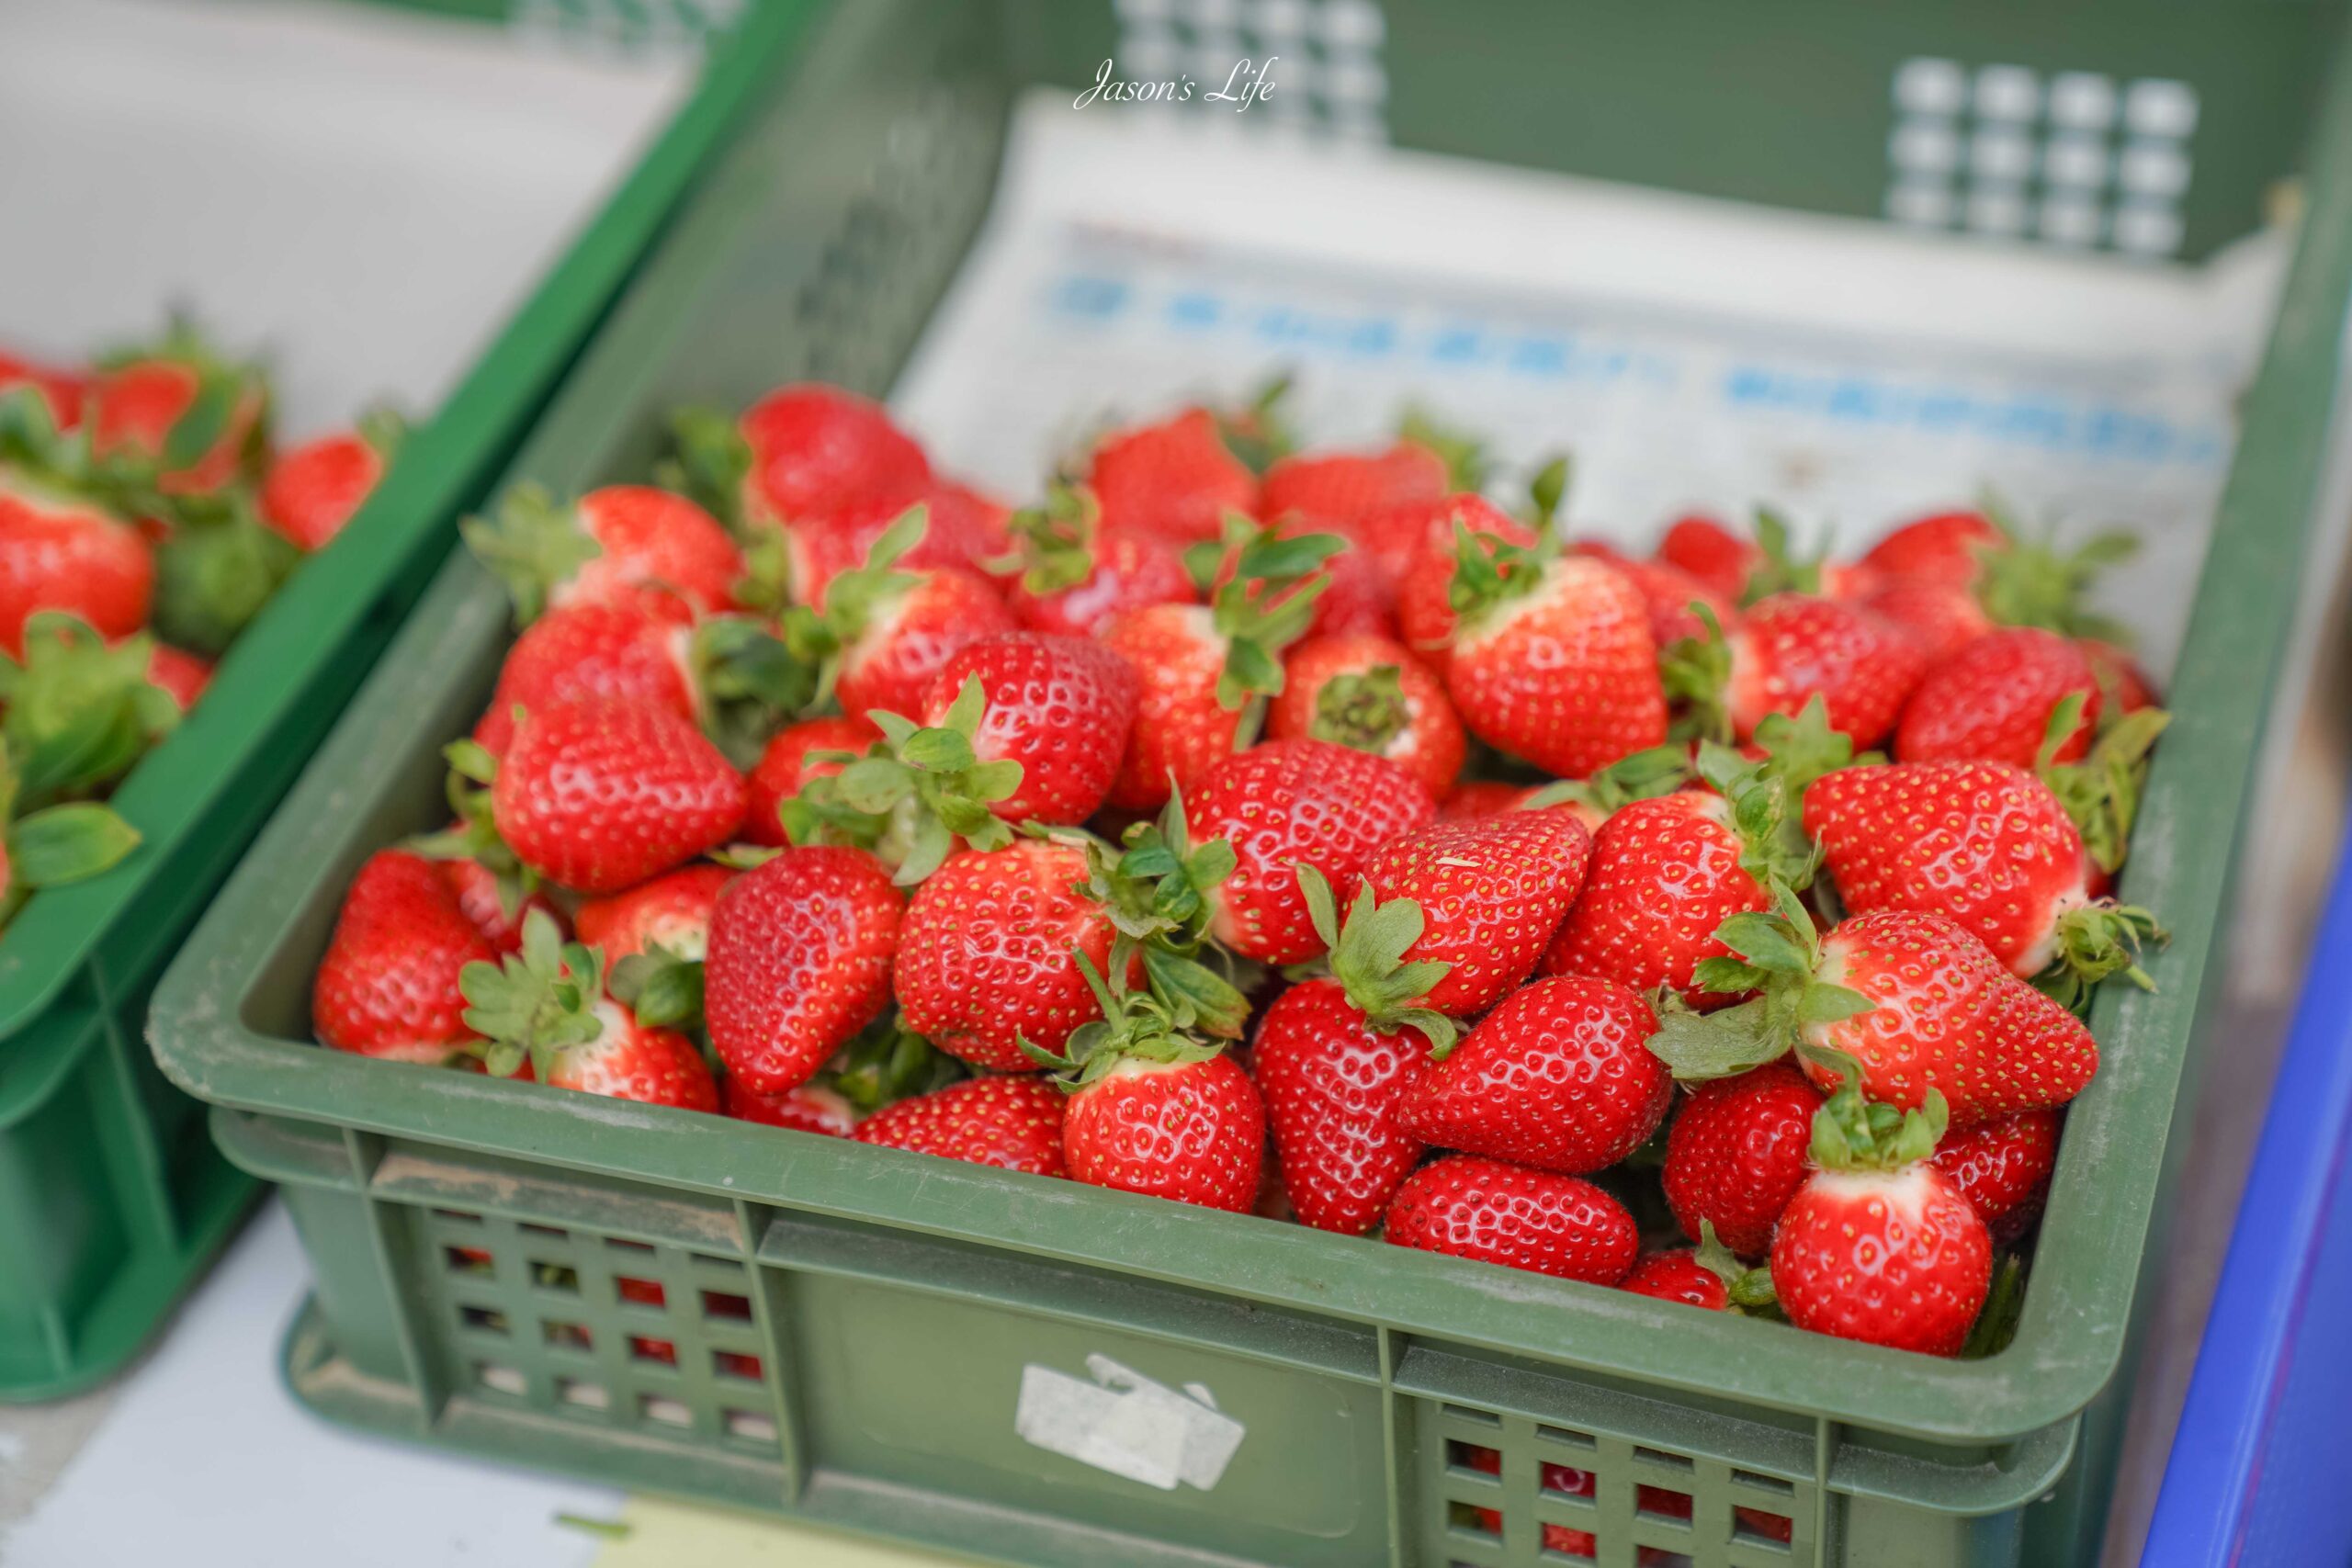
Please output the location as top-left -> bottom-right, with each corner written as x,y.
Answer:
148,0 -> 2352,1562
0,0 -> 812,1404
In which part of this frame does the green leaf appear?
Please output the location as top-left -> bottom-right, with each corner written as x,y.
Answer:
1644,998 -> 1790,1080
836,757 -> 914,814
1711,913 -> 1810,974
900,727 -> 976,773
895,814 -> 956,887
6,803 -> 140,886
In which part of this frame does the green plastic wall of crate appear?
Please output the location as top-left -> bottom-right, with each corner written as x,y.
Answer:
0,0 -> 808,1402
149,0 -> 2352,1560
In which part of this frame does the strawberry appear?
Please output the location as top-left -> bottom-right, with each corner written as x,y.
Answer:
726,1078 -> 857,1136
1895,626 -> 2098,766
1357,810 -> 1590,1014
1437,779 -> 1532,820
785,508 -> 1016,724
1456,1450 -> 1621,1562
575,863 -> 732,961
1770,1082 -> 1990,1356
672,384 -> 930,529
2079,637 -> 2157,714
1098,525 -> 1343,811
893,840 -> 1115,1069
458,909 -> 719,1111
1384,1156 -> 1639,1284
3,617 -> 185,805
744,715 -> 877,847
258,412 -> 399,552
704,845 -> 903,1094
464,483 -> 742,624
1860,504 -> 2137,642
1857,509 -> 2003,589
1028,956 -> 1265,1213
1185,738 -> 1434,964
1257,441 -> 1448,532
1932,1107 -> 2060,1244
1251,869 -> 1464,1233
854,1075 -> 1069,1177
1397,976 -> 1670,1173
1660,1061 -> 1821,1256
312,849 -> 495,1063
922,631 -> 1139,824
1657,513 -> 1760,602
0,350 -> 86,429
88,327 -> 268,496
142,643 -> 211,713
1389,498 -> 1536,665
1267,633 -> 1464,797
1620,1250 -> 1731,1310
440,852 -> 560,954
1087,407 -> 1257,544
1443,533 -> 1668,777
1804,760 -> 2159,1001
778,481 -> 1007,610
0,468 -> 153,657
1672,592 -> 1926,749
1650,894 -> 2100,1126
1859,578 -> 1992,660
471,589 -> 698,756
473,697 -> 746,895
1575,540 -> 1736,648
989,484 -> 1197,637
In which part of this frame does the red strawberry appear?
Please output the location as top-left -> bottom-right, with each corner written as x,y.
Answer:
1397,976 -> 1670,1173
1443,538 -> 1668,777
1858,509 -> 2004,589
1438,779 -> 1532,820
1660,1061 -> 1821,1256
1385,1156 -> 1638,1284
1268,633 -> 1464,797
0,350 -> 86,429
725,1078 -> 857,1136
1358,810 -> 1590,1014
1257,442 -> 1447,532
575,863 -> 733,962
732,383 -> 931,525
1652,899 -> 2099,1126
1804,760 -> 2159,999
0,472 -> 152,657
893,840 -> 1115,1070
465,483 -> 741,623
472,589 -> 697,756
440,851 -> 561,953
1185,739 -> 1434,964
2080,637 -> 2157,714
1057,1052 -> 1264,1212
743,715 -> 877,847
1860,578 -> 1993,660
1705,592 -> 1927,748
1621,1250 -> 1731,1310
88,334 -> 267,496
485,697 -> 746,894
1457,1450 -> 1613,1561
854,1075 -> 1069,1177
1099,527 -> 1344,812
1576,540 -> 1736,648
1860,504 -> 2138,641
1657,513 -> 1760,602
313,849 -> 494,1063
1932,1107 -> 2060,1245
1895,626 -> 2099,766
1770,1084 -> 1990,1356
459,909 -> 719,1111
704,846 -> 903,1093
783,481 -> 1005,610
995,491 -> 1197,638
791,509 -> 1016,724
922,631 -> 1139,824
142,643 -> 212,712
259,414 -> 397,552
1087,407 -> 1257,545
1387,497 -> 1534,661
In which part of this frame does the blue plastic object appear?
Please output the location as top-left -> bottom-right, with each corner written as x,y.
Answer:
2143,832 -> 2352,1566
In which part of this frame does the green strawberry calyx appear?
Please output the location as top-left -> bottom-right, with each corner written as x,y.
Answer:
1065,789 -> 1251,1039
2037,690 -> 2170,875
689,614 -> 820,769
1213,373 -> 1298,476
0,736 -> 141,908
1658,602 -> 1734,746
989,481 -> 1101,596
779,673 -> 1023,886
1520,744 -> 1695,818
0,612 -> 183,808
460,482 -> 604,627
1749,694 -> 1874,797
1444,459 -> 1572,632
1694,1221 -> 1781,1314
1691,739 -> 1820,897
1306,662 -> 1412,754
1736,506 -> 1828,604
778,504 -> 931,706
2041,902 -> 2162,1011
1643,883 -> 1876,1082
1396,406 -> 1491,492
410,736 -> 537,919
823,1017 -> 964,1114
1294,863 -> 1458,1055
95,314 -> 272,488
1191,512 -> 1344,712
655,404 -> 753,536
458,908 -> 608,1081
1973,492 -> 2138,643
1808,1061 -> 1947,1173
1020,947 -> 1227,1088
606,940 -> 706,1032
148,489 -> 300,658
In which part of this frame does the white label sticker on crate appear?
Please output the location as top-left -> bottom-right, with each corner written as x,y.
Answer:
1013,1354 -> 1246,1491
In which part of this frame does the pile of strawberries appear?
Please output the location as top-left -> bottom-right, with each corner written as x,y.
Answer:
312,379 -> 2166,1365
0,330 -> 392,927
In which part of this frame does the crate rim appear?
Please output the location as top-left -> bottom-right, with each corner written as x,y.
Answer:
147,0 -> 2352,1461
